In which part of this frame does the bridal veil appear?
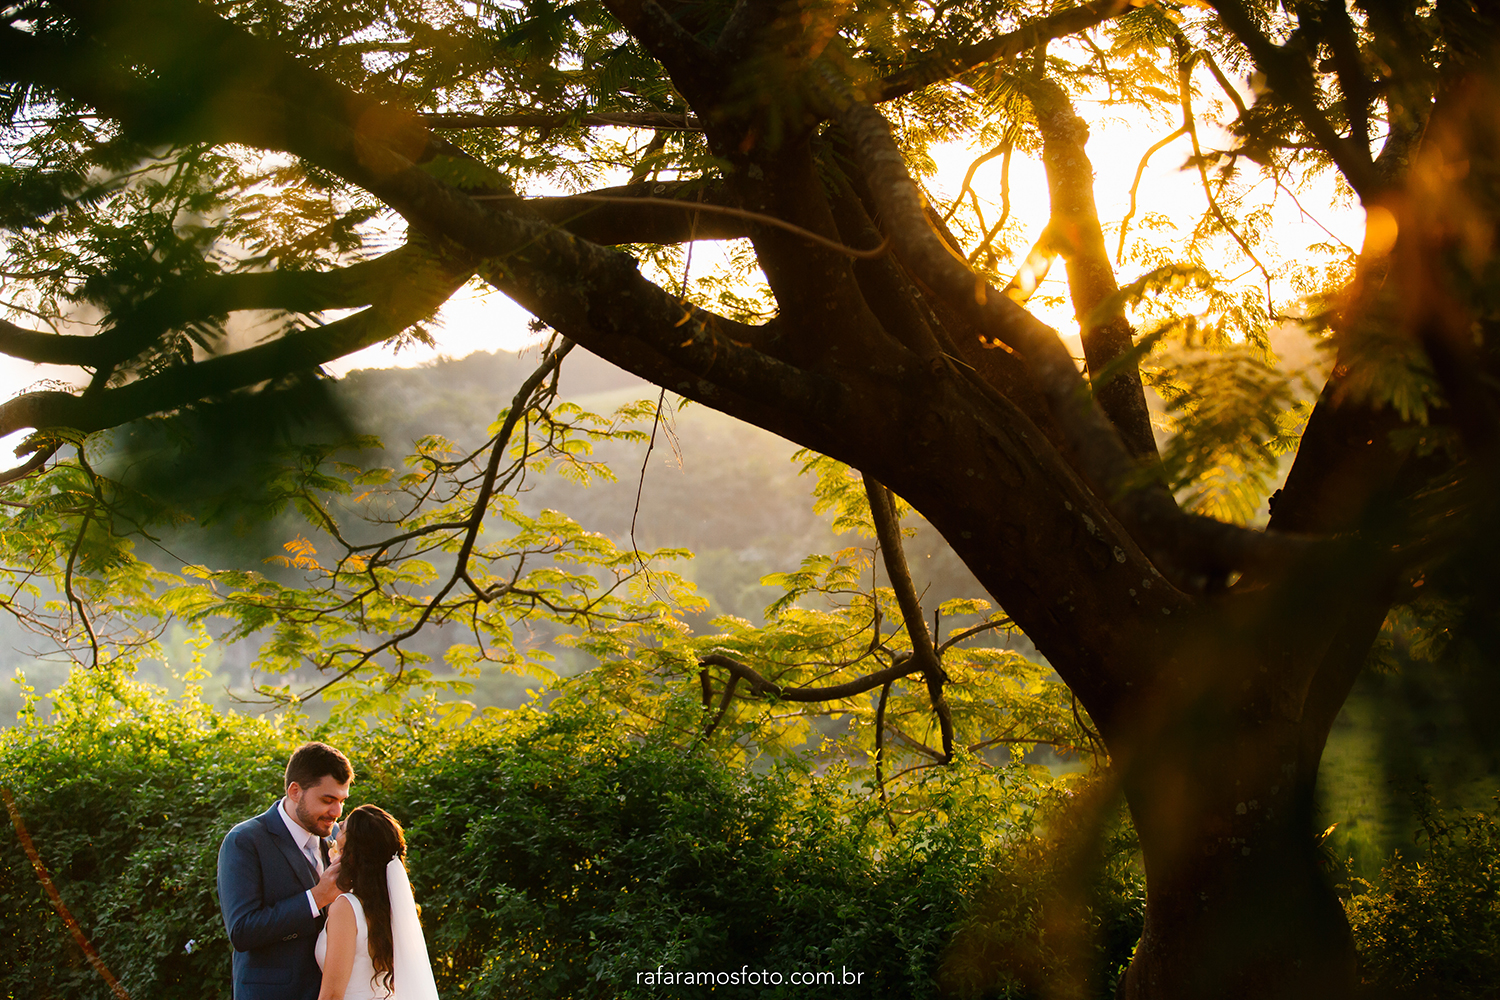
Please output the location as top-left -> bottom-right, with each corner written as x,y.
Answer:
387,857 -> 439,1000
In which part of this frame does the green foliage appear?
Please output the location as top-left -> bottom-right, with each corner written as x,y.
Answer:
1148,349 -> 1309,523
939,791 -> 1146,1000
557,451 -> 1093,800
0,380 -> 708,713
1345,791 -> 1500,998
0,669 -> 1121,1000
0,668 -> 299,999
400,709 -> 1003,999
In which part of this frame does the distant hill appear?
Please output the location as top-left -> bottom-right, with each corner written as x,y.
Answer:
0,347 -> 1000,715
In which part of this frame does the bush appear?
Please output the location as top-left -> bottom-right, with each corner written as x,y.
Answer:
0,670 -> 1035,999
0,668 -> 301,999
1345,791 -> 1500,998
380,708 -> 1010,999
936,785 -> 1146,1000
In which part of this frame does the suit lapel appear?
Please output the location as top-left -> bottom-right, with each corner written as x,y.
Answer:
262,800 -> 318,890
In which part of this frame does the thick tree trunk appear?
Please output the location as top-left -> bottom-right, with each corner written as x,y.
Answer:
1115,650 -> 1360,1000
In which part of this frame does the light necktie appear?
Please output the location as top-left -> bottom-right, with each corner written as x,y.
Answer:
304,840 -> 321,875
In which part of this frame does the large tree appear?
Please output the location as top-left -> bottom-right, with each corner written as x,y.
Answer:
2,0 -> 1497,995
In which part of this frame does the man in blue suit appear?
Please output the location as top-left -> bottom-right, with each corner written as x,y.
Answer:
217,742 -> 352,999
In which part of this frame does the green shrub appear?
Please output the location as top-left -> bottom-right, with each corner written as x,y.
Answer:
384,708 -> 1000,999
1345,792 -> 1500,998
0,668 -> 301,999
0,670 -> 1034,999
936,788 -> 1146,1000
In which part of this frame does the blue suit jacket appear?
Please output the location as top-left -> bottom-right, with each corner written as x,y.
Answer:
217,802 -> 332,1000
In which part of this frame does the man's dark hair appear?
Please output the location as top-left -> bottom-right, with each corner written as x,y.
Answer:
284,742 -> 353,790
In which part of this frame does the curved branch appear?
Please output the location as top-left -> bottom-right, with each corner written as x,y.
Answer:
942,136 -> 1012,225
63,496 -> 100,668
875,0 -> 1131,102
421,111 -> 701,131
1171,38 -> 1273,310
873,677 -> 897,828
526,181 -> 748,245
1117,124 -> 1190,263
481,193 -> 889,258
864,475 -> 954,761
701,671 -> 741,739
698,651 -> 925,701
1191,48 -> 1248,120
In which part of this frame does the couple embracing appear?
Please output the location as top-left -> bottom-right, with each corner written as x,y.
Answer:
216,743 -> 438,1000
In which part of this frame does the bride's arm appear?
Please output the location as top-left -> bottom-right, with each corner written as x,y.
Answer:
316,896 -> 356,1000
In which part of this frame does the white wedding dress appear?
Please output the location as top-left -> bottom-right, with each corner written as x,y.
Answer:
315,893 -> 392,1000
315,861 -> 439,1000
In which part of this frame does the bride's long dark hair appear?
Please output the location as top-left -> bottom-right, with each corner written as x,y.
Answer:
336,804 -> 406,993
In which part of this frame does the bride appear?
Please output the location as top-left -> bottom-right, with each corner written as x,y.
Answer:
315,805 -> 439,1000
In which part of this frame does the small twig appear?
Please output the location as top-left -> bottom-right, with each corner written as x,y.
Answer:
701,672 -> 741,740
629,386 -> 668,575
1117,124 -> 1190,263
943,136 -> 1013,224
1174,37 -> 1272,313
884,723 -> 947,762
965,139 -> 1016,268
873,678 -> 897,832
62,495 -> 99,668
936,616 -> 1014,655
1071,690 -> 1106,757
1271,169 -> 1358,255
865,475 -> 954,761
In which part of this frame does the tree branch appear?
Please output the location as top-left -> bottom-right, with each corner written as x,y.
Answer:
1022,74 -> 1157,459
864,475 -> 954,761
525,181 -> 749,244
822,75 -> 1317,588
0,243 -> 444,369
420,111 -> 701,131
486,192 -> 888,258
874,0 -> 1131,102
7,6 -> 840,446
873,677 -> 896,827
1171,37 -> 1273,307
698,650 -> 926,701
0,246 -> 474,439
1117,125 -> 1189,263
1206,0 -> 1381,199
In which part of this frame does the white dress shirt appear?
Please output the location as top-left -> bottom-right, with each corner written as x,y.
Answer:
279,797 -> 324,917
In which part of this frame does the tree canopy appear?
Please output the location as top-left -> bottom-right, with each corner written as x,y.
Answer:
2,0 -> 1499,997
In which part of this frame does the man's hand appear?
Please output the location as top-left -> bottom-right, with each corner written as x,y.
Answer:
311,860 -> 343,910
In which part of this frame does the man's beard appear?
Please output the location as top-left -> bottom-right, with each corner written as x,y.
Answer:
295,799 -> 333,836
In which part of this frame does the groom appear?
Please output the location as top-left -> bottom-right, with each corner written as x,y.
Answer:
217,742 -> 352,999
